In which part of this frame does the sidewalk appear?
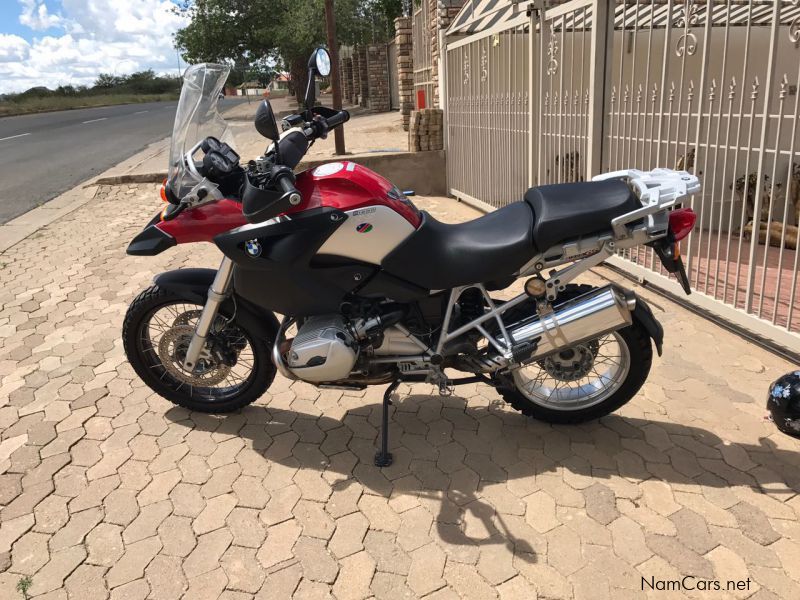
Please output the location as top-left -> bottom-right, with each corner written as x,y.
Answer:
1,182 -> 799,599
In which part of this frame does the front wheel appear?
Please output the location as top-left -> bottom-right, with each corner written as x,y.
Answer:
496,318 -> 652,424
122,285 -> 276,413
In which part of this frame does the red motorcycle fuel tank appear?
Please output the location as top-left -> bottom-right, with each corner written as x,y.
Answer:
291,161 -> 422,265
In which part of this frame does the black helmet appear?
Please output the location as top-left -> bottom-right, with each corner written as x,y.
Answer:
767,371 -> 800,438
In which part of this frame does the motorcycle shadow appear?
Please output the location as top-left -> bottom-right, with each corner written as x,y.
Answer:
164,391 -> 800,562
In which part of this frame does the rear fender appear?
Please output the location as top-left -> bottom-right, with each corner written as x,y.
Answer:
153,268 -> 280,342
631,295 -> 664,356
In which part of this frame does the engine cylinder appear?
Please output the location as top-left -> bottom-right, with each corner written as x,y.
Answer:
287,315 -> 358,382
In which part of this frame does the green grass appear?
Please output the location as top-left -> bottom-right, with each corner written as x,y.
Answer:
16,576 -> 32,599
0,93 -> 179,117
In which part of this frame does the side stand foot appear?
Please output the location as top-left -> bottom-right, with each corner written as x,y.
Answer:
374,379 -> 400,467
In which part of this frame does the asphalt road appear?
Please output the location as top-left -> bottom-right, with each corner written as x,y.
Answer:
0,99 -> 247,224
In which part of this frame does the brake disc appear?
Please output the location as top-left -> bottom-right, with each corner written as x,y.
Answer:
172,310 -> 202,327
540,341 -> 598,382
157,324 -> 231,387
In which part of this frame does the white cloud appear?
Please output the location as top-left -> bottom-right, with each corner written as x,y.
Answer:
0,34 -> 31,63
19,0 -> 64,31
1,1 -> 189,93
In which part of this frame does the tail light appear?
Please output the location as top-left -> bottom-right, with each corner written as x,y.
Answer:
669,207 -> 696,241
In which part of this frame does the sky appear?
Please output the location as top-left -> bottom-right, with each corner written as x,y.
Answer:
0,0 -> 189,94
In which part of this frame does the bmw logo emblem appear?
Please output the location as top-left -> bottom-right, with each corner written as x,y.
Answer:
245,239 -> 262,257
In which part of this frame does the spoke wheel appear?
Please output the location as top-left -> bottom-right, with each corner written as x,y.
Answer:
495,284 -> 652,424
511,332 -> 631,411
142,303 -> 256,398
123,285 -> 275,413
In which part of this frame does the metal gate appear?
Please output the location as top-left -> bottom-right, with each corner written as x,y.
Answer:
413,0 -> 435,108
445,22 -> 530,207
443,0 -> 800,352
604,0 -> 800,351
535,0 -> 610,185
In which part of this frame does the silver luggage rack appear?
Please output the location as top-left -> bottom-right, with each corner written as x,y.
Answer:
518,167 -> 702,300
593,168 -> 701,239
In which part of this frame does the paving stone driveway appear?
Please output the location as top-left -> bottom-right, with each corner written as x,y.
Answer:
1,184 -> 800,600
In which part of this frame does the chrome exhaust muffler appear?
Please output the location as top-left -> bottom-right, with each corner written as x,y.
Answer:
500,285 -> 634,363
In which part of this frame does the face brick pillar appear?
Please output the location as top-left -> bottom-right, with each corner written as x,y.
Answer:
395,16 -> 413,131
432,0 -> 465,108
366,44 -> 390,112
351,49 -> 361,105
357,45 -> 369,107
341,57 -> 353,104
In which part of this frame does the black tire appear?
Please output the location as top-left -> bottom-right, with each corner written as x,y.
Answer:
495,285 -> 653,424
122,285 -> 276,413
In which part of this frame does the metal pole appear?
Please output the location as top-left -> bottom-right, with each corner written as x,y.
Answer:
586,0 -> 612,179
324,0 -> 346,155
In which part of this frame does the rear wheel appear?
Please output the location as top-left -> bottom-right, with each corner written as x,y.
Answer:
496,285 -> 652,424
122,285 -> 275,413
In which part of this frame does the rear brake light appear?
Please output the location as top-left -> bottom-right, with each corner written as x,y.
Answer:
669,208 -> 696,241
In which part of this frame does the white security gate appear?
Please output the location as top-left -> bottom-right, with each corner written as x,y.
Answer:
605,0 -> 800,351
445,15 -> 531,208
443,0 -> 800,353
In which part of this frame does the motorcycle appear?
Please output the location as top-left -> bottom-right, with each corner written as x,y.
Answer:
123,47 -> 700,467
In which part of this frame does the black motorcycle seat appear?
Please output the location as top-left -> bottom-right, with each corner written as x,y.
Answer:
381,201 -> 535,290
524,179 -> 641,251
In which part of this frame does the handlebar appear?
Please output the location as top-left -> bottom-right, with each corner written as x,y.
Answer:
325,110 -> 350,129
274,169 -> 302,206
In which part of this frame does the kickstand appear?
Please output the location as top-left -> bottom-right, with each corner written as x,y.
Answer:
374,379 -> 401,467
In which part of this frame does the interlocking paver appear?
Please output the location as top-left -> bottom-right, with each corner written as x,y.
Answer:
294,535 -> 339,583
256,520 -> 301,569
64,563 -> 108,600
106,535 -> 161,589
220,545 -> 265,593
2,183 -> 800,598
183,528 -> 232,579
11,530 -> 50,575
86,522 -> 124,566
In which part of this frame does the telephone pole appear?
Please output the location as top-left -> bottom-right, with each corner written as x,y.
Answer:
324,0 -> 346,155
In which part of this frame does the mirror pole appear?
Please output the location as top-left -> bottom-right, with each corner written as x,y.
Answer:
324,0 -> 346,155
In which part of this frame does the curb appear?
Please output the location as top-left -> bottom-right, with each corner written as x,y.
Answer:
93,173 -> 167,185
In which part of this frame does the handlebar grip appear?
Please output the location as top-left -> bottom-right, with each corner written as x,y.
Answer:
276,173 -> 302,206
326,110 -> 350,129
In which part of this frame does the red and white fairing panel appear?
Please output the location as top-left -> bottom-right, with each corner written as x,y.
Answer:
292,161 -> 422,265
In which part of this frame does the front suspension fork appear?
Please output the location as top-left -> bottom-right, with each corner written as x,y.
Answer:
182,257 -> 235,371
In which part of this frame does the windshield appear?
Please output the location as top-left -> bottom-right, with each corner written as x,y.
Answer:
168,63 -> 236,197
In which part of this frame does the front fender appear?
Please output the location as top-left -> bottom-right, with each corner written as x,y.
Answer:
631,295 -> 664,356
153,268 -> 280,343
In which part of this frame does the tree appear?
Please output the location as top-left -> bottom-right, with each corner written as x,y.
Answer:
94,73 -> 123,88
174,0 -> 402,105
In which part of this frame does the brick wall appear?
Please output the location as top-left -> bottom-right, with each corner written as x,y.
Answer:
341,57 -> 353,104
351,49 -> 361,105
357,46 -> 369,107
366,44 -> 390,112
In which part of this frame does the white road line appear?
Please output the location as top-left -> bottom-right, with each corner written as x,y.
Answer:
82,117 -> 108,124
0,132 -> 31,142
134,110 -> 149,114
